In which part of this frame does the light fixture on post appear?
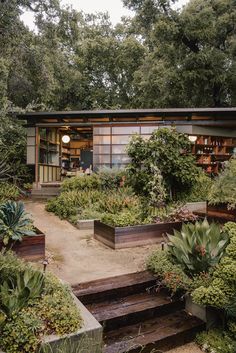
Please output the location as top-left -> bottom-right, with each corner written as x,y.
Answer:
62,135 -> 70,144
188,135 -> 197,143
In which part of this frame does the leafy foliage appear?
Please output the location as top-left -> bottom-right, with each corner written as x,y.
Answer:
192,222 -> 236,310
167,219 -> 229,276
196,330 -> 236,353
0,183 -> 20,204
0,252 -> 82,353
208,158 -> 236,209
0,269 -> 44,317
126,128 -> 199,201
0,201 -> 35,245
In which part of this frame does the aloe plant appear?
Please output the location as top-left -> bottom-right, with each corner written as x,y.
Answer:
167,219 -> 229,276
0,269 -> 45,317
0,201 -> 36,245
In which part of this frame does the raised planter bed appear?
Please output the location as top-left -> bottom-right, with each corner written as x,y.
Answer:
0,294 -> 103,353
207,202 -> 236,222
0,227 -> 45,262
94,220 -> 183,249
76,219 -> 98,230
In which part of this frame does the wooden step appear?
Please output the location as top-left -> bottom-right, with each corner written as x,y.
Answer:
87,291 -> 184,332
103,310 -> 205,353
73,271 -> 157,305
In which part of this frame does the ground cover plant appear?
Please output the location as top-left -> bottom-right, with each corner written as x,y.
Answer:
148,221 -> 236,352
0,251 -> 82,353
0,182 -> 20,204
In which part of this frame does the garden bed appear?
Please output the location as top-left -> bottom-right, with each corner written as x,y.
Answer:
0,227 -> 45,261
207,202 -> 236,222
94,220 -> 183,249
40,294 -> 103,353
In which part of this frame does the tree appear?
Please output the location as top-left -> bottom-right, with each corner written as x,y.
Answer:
124,0 -> 236,107
126,128 -> 199,201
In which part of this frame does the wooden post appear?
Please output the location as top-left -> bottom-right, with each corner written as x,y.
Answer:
35,127 -> 39,188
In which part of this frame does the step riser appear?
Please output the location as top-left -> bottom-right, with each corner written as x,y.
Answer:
101,300 -> 185,332
114,324 -> 205,353
76,280 -> 157,305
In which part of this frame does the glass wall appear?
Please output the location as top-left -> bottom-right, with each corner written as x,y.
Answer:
93,125 -> 160,169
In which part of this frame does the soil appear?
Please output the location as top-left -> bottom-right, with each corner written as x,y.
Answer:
24,200 -> 203,353
24,201 -> 159,285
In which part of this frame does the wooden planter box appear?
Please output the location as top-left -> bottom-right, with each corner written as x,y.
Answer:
94,220 -> 182,249
0,228 -> 45,262
207,202 -> 236,223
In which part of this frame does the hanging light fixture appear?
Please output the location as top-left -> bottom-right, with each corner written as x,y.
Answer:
62,135 -> 70,144
189,135 -> 197,143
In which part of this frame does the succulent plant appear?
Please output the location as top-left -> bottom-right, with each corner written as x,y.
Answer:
0,269 -> 45,317
167,219 -> 229,276
0,201 -> 36,245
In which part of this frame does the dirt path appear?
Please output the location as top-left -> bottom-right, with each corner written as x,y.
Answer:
25,201 -> 159,285
25,201 -> 203,353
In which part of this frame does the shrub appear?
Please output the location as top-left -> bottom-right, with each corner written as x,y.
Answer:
196,330 -> 236,353
101,209 -> 141,227
0,252 -> 82,353
61,174 -> 102,192
167,219 -> 229,276
0,182 -> 20,203
96,166 -> 126,189
97,188 -> 141,214
177,171 -> 213,202
192,222 -> 236,309
208,158 -> 236,209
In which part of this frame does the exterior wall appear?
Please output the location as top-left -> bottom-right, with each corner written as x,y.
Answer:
27,127 -> 36,165
93,125 -> 169,169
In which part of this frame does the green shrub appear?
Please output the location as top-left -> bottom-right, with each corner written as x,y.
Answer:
101,209 -> 141,227
61,174 -> 102,192
0,182 -> 20,203
0,252 -> 82,353
208,158 -> 236,209
97,166 -> 126,189
0,201 -> 36,245
167,219 -> 229,276
146,249 -> 192,293
78,208 -> 103,220
192,222 -> 236,308
177,171 -> 213,202
1,309 -> 43,353
196,330 -> 236,353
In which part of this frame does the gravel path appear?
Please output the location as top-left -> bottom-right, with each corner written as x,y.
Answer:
25,200 -> 203,353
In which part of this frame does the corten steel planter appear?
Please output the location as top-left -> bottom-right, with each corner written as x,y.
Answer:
94,220 -> 183,249
0,227 -> 45,262
207,202 -> 236,223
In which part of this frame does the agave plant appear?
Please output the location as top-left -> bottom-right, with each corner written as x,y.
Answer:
0,269 -> 45,317
0,201 -> 36,245
167,219 -> 229,276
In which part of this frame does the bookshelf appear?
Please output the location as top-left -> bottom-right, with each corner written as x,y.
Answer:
192,135 -> 236,175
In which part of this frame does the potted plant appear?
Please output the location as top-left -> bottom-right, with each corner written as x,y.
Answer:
0,200 -> 45,261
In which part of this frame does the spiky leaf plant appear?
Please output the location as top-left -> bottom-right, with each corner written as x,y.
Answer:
0,201 -> 36,245
167,219 -> 229,276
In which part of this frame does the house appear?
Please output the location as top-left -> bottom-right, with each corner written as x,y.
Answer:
19,108 -> 236,193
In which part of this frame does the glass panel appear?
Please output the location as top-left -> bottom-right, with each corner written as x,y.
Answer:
27,146 -> 35,164
93,155 -> 111,164
141,126 -> 158,134
27,137 -> 35,146
112,135 -> 132,144
112,145 -> 126,154
93,127 -> 111,135
112,155 -> 131,164
93,145 -> 110,154
27,127 -> 36,137
112,126 -> 140,135
94,135 -> 111,144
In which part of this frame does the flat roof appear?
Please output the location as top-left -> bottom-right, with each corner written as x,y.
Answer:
19,107 -> 236,120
